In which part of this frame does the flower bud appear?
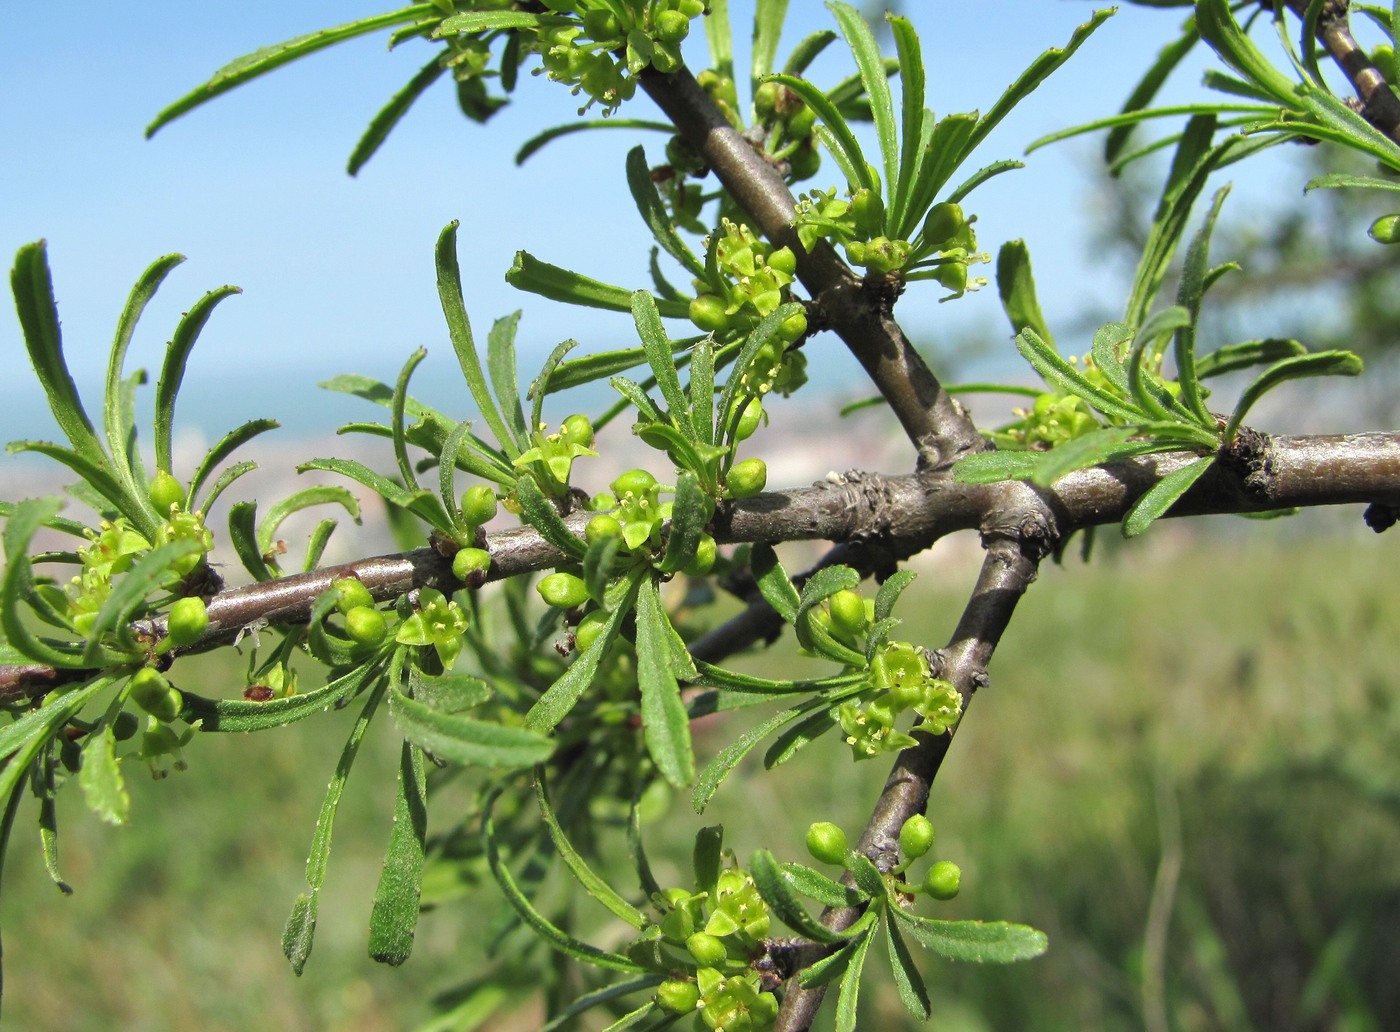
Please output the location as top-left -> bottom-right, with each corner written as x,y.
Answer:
924,860 -> 961,900
561,414 -> 595,447
574,609 -> 609,651
148,471 -> 185,517
851,188 -> 885,235
1369,213 -> 1400,244
344,605 -> 388,647
689,294 -> 730,333
656,979 -> 701,1013
333,577 -> 374,615
655,9 -> 690,44
686,931 -> 728,967
725,458 -> 767,499
538,571 -> 589,609
586,514 -> 623,544
130,668 -> 183,723
899,814 -> 935,860
827,589 -> 867,639
683,533 -> 717,576
921,202 -> 963,248
166,596 -> 208,647
805,821 -> 848,866
612,468 -> 658,499
452,547 -> 491,581
777,309 -> 808,344
460,484 -> 499,527
733,398 -> 764,441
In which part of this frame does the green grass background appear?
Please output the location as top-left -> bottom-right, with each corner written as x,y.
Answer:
4,528 -> 1399,1031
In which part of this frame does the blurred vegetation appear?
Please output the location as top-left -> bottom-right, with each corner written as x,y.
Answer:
4,524 -> 1397,1031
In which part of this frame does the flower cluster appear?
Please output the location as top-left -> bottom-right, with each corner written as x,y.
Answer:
513,414 -> 597,497
838,641 -> 962,760
640,864 -> 779,1031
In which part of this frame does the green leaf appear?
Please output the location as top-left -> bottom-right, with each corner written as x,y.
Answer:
227,500 -> 274,582
1306,171 -> 1400,192
538,977 -> 666,1032
635,578 -> 695,788
391,347 -> 430,492
482,788 -> 641,973
349,54 -> 446,176
1015,327 -> 1144,424
368,740 -> 428,965
749,543 -> 800,624
515,119 -> 673,165
78,725 -> 128,826
257,486 -> 361,559
891,912 -> 1048,964
506,251 -> 690,319
536,772 -> 645,929
751,848 -> 850,944
487,311 -> 530,451
996,240 -> 1055,349
632,291 -> 695,442
526,573 -> 642,732
1123,455 -> 1215,538
188,418 -> 278,509
828,3 -> 898,206
155,284 -> 241,476
752,0 -> 790,89
1224,351 -> 1364,442
692,660 -> 862,696
284,679 -> 388,975
658,472 -> 712,573
298,457 -> 449,531
11,243 -> 106,470
625,147 -> 706,278
390,686 -> 553,768
513,475 -> 587,559
434,9 -> 561,34
1173,185 -> 1231,425
886,916 -> 932,1021
436,221 -> 521,459
951,450 -> 1044,485
693,825 -> 724,896
766,73 -> 875,193
1196,338 -> 1307,379
37,750 -> 72,895
834,918 -> 876,1032
148,6 -> 439,136
779,862 -> 868,908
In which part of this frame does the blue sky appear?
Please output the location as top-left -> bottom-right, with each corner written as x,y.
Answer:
1,3 -> 1260,451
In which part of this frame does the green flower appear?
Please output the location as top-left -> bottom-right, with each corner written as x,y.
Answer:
696,967 -> 779,1032
513,417 -> 598,496
395,587 -> 469,669
839,641 -> 962,760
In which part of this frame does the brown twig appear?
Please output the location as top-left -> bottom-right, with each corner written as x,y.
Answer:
1282,0 -> 1400,144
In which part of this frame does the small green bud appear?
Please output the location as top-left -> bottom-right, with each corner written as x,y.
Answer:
581,9 -> 620,39
574,609 -> 609,651
1369,213 -> 1400,244
787,141 -> 821,182
689,294 -> 730,333
130,668 -> 183,723
166,596 -> 208,647
683,533 -> 716,576
921,202 -> 964,248
935,261 -> 968,294
612,468 -> 658,498
924,860 -> 961,900
656,979 -> 701,1014
452,547 -> 491,581
805,821 -> 849,866
827,589 -> 866,639
561,414 -> 595,447
726,458 -> 767,499
768,246 -> 797,277
899,814 -> 936,860
111,711 -> 140,741
686,931 -> 728,967
677,0 -> 704,18
654,9 -> 690,44
777,310 -> 808,345
333,577 -> 374,615
733,398 -> 764,441
754,80 -> 783,121
460,484 -> 498,527
590,491 -> 617,511
784,102 -> 817,140
538,571 -> 589,609
344,605 -> 388,647
148,471 -> 185,517
851,188 -> 885,235
586,514 -> 623,543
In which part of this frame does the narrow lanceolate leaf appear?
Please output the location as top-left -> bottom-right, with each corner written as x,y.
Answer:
78,725 -> 128,826
515,119 -> 673,165
779,862 -> 869,908
390,687 -> 553,768
625,147 -> 706,278
891,911 -> 1048,964
828,2 -> 899,205
1173,185 -> 1231,425
1223,351 -> 1363,443
436,221 -> 520,459
635,578 -> 695,788
749,543 -> 800,624
751,848 -> 849,944
188,418 -> 278,508
11,242 -> 104,464
797,914 -> 878,989
1015,327 -> 1143,423
368,741 -> 428,965
513,474 -> 587,559
156,284 -> 242,474
284,680 -> 387,976
482,788 -> 642,972
38,751 -> 72,894
693,694 -> 843,813
766,73 -> 875,193
1195,338 -> 1306,379
1122,452 -> 1215,538
632,291 -> 695,442
148,6 -> 438,135
487,311 -> 529,450
526,573 -> 642,732
187,661 -> 379,733
658,472 -> 711,574
349,54 -> 446,176
506,251 -> 690,318
751,0 -> 790,87
536,772 -> 646,929
257,486 -> 361,557
834,919 -> 876,1032
886,916 -> 932,1020
951,451 -> 1044,485
996,240 -> 1055,349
